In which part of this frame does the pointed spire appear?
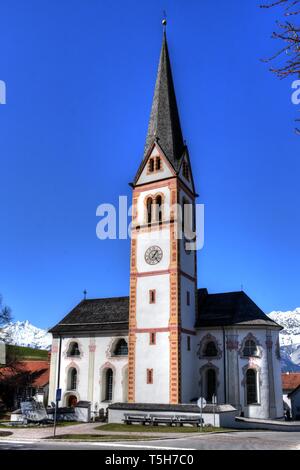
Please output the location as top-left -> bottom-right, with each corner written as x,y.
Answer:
144,30 -> 184,168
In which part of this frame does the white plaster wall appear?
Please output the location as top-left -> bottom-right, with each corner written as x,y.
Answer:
237,328 -> 283,419
136,187 -> 171,227
237,329 -> 268,419
179,241 -> 194,277
180,240 -> 196,278
271,329 -> 284,418
195,328 -> 284,420
196,329 -> 225,405
58,336 -> 90,405
136,275 -> 170,329
179,189 -> 196,278
51,335 -> 128,412
180,276 -> 197,404
136,148 -> 173,186
181,333 -> 197,403
134,332 -> 170,403
180,276 -> 196,331
92,335 -> 128,406
136,229 -> 170,273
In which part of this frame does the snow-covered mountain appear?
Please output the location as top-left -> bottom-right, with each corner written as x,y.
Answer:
0,320 -> 52,350
269,308 -> 300,372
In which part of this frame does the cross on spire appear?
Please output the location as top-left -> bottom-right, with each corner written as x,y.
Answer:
162,11 -> 167,31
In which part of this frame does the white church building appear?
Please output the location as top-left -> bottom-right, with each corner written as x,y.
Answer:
48,30 -> 283,422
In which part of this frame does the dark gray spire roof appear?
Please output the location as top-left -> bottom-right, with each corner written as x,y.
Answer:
133,32 -> 185,184
145,32 -> 184,164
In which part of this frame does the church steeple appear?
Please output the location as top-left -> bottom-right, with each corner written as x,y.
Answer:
144,31 -> 184,169
128,25 -> 197,406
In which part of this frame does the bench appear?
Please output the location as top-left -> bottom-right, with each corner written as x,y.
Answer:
174,415 -> 204,427
123,413 -> 204,427
149,414 -> 176,426
123,413 -> 151,425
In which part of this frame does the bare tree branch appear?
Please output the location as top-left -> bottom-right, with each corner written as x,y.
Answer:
261,0 -> 300,131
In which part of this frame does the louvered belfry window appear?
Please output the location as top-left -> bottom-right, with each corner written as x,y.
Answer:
148,158 -> 155,173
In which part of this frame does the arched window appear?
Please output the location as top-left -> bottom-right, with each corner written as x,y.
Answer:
68,368 -> 77,390
67,342 -> 80,357
146,197 -> 153,224
243,339 -> 258,357
206,369 -> 216,402
204,341 -> 218,358
148,158 -> 154,173
156,157 -> 161,171
114,339 -> 128,356
246,369 -> 258,404
155,195 -> 162,223
105,369 -> 113,401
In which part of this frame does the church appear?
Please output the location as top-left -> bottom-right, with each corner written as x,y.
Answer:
48,29 -> 283,422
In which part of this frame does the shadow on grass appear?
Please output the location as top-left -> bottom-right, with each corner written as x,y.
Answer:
95,423 -> 231,433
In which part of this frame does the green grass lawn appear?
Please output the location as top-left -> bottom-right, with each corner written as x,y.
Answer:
95,423 -> 229,433
6,344 -> 48,361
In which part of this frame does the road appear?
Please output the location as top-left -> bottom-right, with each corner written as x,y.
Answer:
0,431 -> 300,450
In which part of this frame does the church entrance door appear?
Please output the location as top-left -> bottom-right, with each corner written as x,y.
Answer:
68,395 -> 78,407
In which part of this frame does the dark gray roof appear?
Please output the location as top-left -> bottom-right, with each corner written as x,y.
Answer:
50,289 -> 281,335
196,289 -> 282,329
133,32 -> 185,185
49,297 -> 129,335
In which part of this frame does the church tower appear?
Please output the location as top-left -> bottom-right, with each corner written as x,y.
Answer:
128,30 -> 198,405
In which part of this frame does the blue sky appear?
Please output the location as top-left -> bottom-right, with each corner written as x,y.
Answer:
0,0 -> 299,329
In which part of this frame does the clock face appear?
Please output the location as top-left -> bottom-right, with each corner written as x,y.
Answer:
144,246 -> 163,265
